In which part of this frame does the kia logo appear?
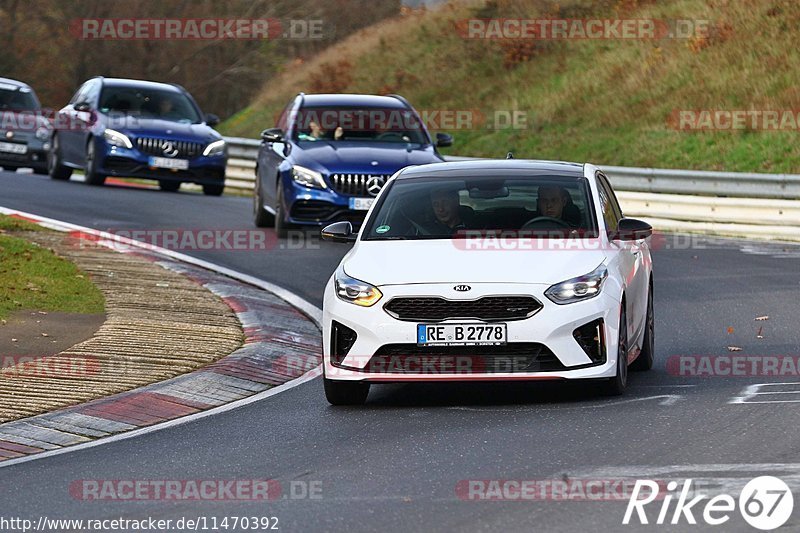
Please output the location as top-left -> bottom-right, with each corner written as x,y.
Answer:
453,285 -> 471,292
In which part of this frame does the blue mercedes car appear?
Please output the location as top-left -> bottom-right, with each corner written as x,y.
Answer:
49,77 -> 227,195
254,93 -> 452,236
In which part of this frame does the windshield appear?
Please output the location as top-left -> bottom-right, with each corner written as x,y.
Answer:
362,175 -> 598,240
293,105 -> 428,144
0,86 -> 40,111
98,87 -> 201,123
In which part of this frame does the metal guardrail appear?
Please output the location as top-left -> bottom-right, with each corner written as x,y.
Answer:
222,136 -> 800,240
223,136 -> 800,200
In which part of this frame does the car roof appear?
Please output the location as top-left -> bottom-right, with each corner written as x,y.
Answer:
0,77 -> 33,90
99,78 -> 184,93
300,94 -> 409,109
397,159 -> 587,179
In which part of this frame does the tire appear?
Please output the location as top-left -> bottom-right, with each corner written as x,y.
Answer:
253,178 -> 274,227
84,139 -> 105,186
202,183 -> 224,196
2,166 -> 18,172
324,377 -> 370,406
159,180 -> 181,192
274,181 -> 290,239
48,135 -> 72,181
631,282 -> 655,371
602,304 -> 628,396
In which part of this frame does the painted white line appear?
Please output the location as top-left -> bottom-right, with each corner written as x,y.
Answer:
0,205 -> 324,469
447,394 -> 684,412
729,382 -> 800,404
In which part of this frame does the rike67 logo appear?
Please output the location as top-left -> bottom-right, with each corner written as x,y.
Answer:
624,476 -> 794,530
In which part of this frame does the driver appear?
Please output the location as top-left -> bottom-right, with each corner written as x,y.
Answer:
429,187 -> 468,234
537,185 -> 570,220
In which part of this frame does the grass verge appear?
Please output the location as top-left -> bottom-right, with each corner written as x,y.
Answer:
0,215 -> 105,319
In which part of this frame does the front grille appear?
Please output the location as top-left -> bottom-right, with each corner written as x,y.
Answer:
363,343 -> 564,373
100,156 -> 224,183
290,200 -> 340,221
330,173 -> 390,197
136,137 -> 204,158
384,296 -> 542,322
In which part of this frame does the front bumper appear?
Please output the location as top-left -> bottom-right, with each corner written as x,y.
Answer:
281,175 -> 374,227
322,281 -> 622,382
96,141 -> 227,185
0,137 -> 49,170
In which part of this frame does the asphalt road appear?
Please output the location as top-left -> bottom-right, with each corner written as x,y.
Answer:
2,171 -> 800,532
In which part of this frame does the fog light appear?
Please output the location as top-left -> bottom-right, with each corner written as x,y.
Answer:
331,321 -> 357,366
572,318 -> 605,364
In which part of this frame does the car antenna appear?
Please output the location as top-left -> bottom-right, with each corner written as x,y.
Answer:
506,151 -> 514,159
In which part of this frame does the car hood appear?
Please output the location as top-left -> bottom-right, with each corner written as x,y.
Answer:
113,118 -> 221,142
292,142 -> 441,174
343,240 -> 608,286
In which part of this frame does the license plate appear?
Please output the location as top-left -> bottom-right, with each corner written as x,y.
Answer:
417,323 -> 507,346
0,142 -> 27,154
148,156 -> 189,170
349,197 -> 374,211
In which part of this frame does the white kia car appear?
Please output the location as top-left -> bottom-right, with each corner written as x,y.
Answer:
320,160 -> 654,405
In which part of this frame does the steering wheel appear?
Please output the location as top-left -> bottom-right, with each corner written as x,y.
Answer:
520,216 -> 571,230
375,132 -> 406,142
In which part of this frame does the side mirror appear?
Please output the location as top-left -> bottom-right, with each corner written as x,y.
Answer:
74,102 -> 91,112
205,113 -> 220,127
321,221 -> 356,243
435,132 -> 453,148
261,127 -> 284,143
612,218 -> 652,241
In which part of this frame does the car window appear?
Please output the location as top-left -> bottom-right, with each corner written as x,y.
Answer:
0,85 -> 39,111
363,175 -> 597,240
70,82 -> 91,105
84,81 -> 101,107
97,87 -> 202,123
596,174 -> 621,232
276,99 -> 294,133
293,105 -> 428,144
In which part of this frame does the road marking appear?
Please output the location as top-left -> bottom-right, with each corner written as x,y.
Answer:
571,463 -> 800,497
0,206 -> 323,469
447,394 -> 684,412
729,382 -> 800,404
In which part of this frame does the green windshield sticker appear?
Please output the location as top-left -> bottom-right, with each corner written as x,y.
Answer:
376,225 -> 390,234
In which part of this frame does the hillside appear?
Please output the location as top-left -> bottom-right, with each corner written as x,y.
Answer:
220,0 -> 800,173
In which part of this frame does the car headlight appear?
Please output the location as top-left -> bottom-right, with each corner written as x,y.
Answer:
334,269 -> 382,307
103,129 -> 132,149
292,165 -> 327,189
202,139 -> 226,157
545,264 -> 608,305
35,126 -> 51,141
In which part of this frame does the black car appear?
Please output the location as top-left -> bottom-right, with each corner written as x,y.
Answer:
0,77 -> 51,174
